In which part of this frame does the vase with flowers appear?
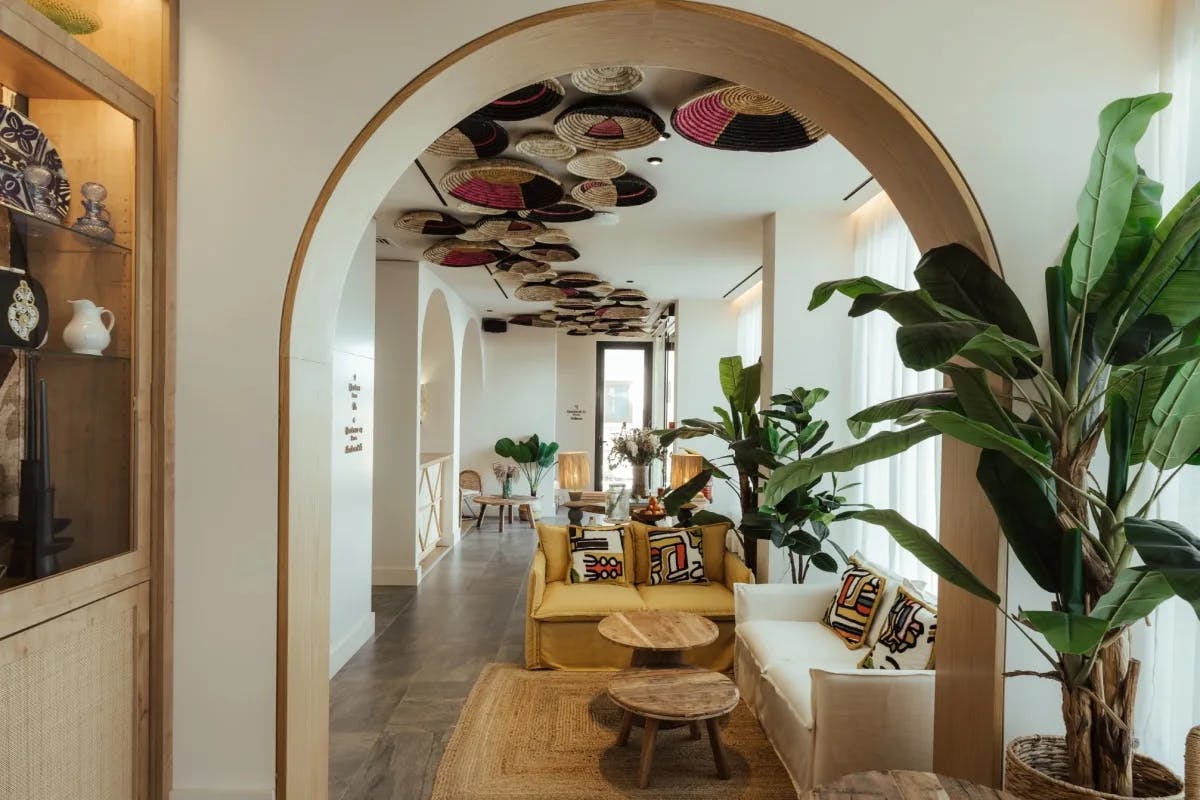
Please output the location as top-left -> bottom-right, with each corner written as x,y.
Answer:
492,463 -> 518,499
607,426 -> 666,499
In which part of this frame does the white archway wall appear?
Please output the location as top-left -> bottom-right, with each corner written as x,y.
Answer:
419,289 -> 456,456
176,2 -> 1164,796
459,320 -> 488,490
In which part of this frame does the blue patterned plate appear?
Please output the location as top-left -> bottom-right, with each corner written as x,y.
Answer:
0,105 -> 70,220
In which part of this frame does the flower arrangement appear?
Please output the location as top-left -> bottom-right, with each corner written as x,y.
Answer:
607,426 -> 665,468
492,462 -> 518,485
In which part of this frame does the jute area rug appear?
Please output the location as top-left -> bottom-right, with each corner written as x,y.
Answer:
430,663 -> 796,799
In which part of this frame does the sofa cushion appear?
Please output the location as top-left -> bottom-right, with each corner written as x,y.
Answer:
646,527 -> 707,584
539,523 -> 634,584
738,620 -> 863,673
567,524 -> 629,584
637,582 -> 735,618
532,580 -> 645,621
859,583 -> 938,670
631,521 -> 728,584
821,561 -> 888,649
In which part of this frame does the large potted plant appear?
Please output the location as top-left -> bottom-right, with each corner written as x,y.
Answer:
765,93 -> 1200,799
494,434 -> 559,498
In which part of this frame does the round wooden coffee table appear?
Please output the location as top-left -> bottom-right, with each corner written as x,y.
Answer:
598,610 -> 718,667
803,770 -> 1019,799
609,667 -> 739,789
472,495 -> 535,532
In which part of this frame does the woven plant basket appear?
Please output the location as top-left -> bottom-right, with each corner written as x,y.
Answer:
554,99 -> 665,151
514,284 -> 567,302
570,66 -> 645,95
519,244 -> 580,263
395,210 -> 467,236
27,0 -> 101,34
567,150 -> 627,180
515,132 -> 578,161
426,115 -> 509,159
519,201 -> 595,223
441,158 -> 563,211
671,81 -> 826,152
1005,736 -> 1183,800
422,240 -> 507,268
476,79 -> 565,121
535,228 -> 571,245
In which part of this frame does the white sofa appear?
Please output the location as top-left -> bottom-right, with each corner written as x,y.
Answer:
734,582 -> 935,792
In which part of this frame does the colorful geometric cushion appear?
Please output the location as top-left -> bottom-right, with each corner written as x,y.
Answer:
821,561 -> 888,649
567,525 -> 628,584
631,522 -> 728,584
646,527 -> 706,585
858,584 -> 938,669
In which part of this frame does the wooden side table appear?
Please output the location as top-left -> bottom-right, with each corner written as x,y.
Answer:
608,667 -> 740,789
598,610 -> 718,667
472,495 -> 536,532
803,770 -> 1018,799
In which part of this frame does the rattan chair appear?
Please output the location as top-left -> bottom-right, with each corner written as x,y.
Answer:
1187,725 -> 1199,800
459,469 -> 483,519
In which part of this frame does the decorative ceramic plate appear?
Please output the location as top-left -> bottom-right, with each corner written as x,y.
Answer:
476,79 -> 565,121
554,98 -> 665,151
426,115 -> 509,159
0,105 -> 70,220
440,158 -> 563,211
671,81 -> 826,152
518,201 -> 595,223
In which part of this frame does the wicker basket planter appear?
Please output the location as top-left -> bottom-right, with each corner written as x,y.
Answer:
1005,736 -> 1183,800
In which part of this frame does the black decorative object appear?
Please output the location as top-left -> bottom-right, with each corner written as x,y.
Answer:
0,268 -> 48,349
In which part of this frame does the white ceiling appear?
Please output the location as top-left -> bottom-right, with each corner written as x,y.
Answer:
373,68 -> 870,317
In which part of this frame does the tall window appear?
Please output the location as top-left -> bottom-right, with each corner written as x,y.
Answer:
844,192 -> 940,588
596,342 -> 652,488
734,281 -> 763,365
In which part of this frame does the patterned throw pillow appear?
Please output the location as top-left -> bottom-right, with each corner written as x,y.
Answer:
821,561 -> 887,649
567,525 -> 628,584
646,527 -> 706,585
859,585 -> 938,670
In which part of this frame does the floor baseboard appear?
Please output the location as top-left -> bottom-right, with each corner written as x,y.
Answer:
329,611 -> 376,677
372,565 -> 421,585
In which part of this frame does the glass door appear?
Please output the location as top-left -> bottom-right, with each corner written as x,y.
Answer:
595,342 -> 652,489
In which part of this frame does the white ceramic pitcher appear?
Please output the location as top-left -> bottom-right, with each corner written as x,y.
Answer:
62,299 -> 114,356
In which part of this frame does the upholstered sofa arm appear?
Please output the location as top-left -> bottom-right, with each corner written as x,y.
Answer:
723,552 -> 754,590
809,667 -> 935,784
734,582 -> 832,623
527,549 -> 547,616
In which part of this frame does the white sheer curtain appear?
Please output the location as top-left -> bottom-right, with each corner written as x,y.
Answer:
735,281 -> 763,365
840,192 -> 941,589
1134,0 -> 1200,772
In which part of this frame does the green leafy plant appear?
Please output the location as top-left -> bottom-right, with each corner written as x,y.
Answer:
494,434 -> 559,497
765,93 -> 1200,795
658,356 -> 861,578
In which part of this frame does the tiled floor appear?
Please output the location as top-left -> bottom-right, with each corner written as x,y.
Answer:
329,517 -> 539,800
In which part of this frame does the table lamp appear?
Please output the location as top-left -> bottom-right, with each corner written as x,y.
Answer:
557,451 -> 591,501
669,453 -> 706,525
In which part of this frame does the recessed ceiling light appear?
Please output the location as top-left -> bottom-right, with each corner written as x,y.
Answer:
647,156 -> 663,165
625,280 -> 635,284
486,309 -> 494,312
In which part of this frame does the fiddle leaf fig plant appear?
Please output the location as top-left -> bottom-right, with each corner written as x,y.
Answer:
494,434 -> 559,497
764,92 -> 1200,796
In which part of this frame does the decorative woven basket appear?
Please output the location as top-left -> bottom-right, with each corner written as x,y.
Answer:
395,210 -> 467,236
476,79 -> 565,121
505,259 -> 554,277
571,174 -> 657,208
457,201 -> 506,216
554,99 -> 665,151
426,114 -> 509,159
566,328 -> 595,336
509,314 -> 557,328
588,282 -> 615,297
596,304 -> 649,319
519,244 -> 580,263
515,284 -> 567,302
607,288 -> 647,302
555,271 -> 600,287
1005,736 -> 1183,800
570,66 -> 645,95
422,239 -> 507,267
474,215 -> 545,238
555,299 -> 596,311
611,328 -> 649,337
535,228 -> 571,245
441,158 -> 563,211
515,132 -> 578,161
671,81 -> 826,152
456,227 -> 493,242
519,201 -> 595,223
567,150 -> 627,180
1186,727 -> 1199,800
26,0 -> 101,34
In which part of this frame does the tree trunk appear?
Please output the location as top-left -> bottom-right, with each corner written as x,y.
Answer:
1063,631 -> 1139,795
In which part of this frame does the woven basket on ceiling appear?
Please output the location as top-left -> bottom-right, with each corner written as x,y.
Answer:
515,132 -> 578,161
555,271 -> 600,287
566,150 -> 627,180
509,314 -> 557,328
1004,736 -> 1183,800
571,174 -> 657,208
394,210 -> 467,236
505,259 -> 554,278
519,201 -> 595,223
518,244 -> 580,263
596,304 -> 649,319
26,0 -> 101,34
570,65 -> 645,96
588,282 -> 615,297
515,284 -> 567,302
554,98 -> 665,151
607,288 -> 647,302
422,239 -> 507,268
457,201 -> 506,216
441,158 -> 563,211
535,228 -> 571,245
671,81 -> 826,152
426,114 -> 509,159
565,328 -> 595,336
474,215 -> 545,238
456,227 -> 493,242
476,79 -> 565,121
555,299 -> 596,311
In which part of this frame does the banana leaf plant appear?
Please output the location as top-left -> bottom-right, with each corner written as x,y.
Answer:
494,434 -> 559,496
657,356 -> 861,577
764,93 -> 1200,796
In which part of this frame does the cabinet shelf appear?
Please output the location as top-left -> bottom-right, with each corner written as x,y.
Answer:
6,203 -> 130,256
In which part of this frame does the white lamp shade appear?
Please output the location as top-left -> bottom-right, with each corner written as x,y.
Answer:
557,451 -> 591,491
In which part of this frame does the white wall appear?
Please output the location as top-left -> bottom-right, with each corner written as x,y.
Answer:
174,1 -> 1165,792
328,224 -> 376,676
555,332 -> 596,465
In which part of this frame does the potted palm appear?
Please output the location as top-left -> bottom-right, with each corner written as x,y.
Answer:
765,93 -> 1199,799
494,434 -> 559,498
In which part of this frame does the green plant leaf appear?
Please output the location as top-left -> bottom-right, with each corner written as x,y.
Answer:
1020,610 -> 1109,655
1046,265 -> 1072,389
664,467 -> 713,515
1130,343 -> 1200,368
1125,518 -> 1200,619
1109,365 -> 1168,464
1112,170 -> 1165,278
808,276 -> 898,311
1091,567 -> 1173,629
494,437 -> 518,459
975,450 -> 1061,594
846,390 -> 958,438
850,289 -> 962,326
1070,93 -> 1172,300
712,406 -> 735,438
1145,358 -> 1200,469
810,551 -> 839,573
915,410 -> 1050,479
940,364 -> 1019,437
718,355 -> 744,405
855,509 -> 1000,604
914,243 -> 1038,345
1061,528 -> 1085,615
1106,392 -> 1132,507
763,424 -> 940,505
897,322 -> 1043,378
687,510 -> 734,528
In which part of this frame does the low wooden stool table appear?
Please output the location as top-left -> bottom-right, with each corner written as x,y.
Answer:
472,495 -> 535,533
598,609 -> 718,667
608,667 -> 739,789
803,770 -> 1019,799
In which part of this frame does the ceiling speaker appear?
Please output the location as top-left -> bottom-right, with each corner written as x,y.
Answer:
482,318 -> 508,334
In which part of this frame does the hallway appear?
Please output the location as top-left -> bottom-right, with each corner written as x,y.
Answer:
329,521 -> 539,800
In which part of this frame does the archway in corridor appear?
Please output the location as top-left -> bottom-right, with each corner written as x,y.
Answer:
279,3 -> 1003,797
418,290 -> 457,561
459,319 -> 486,500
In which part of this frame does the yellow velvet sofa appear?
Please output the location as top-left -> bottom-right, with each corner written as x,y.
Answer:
524,520 -> 754,670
